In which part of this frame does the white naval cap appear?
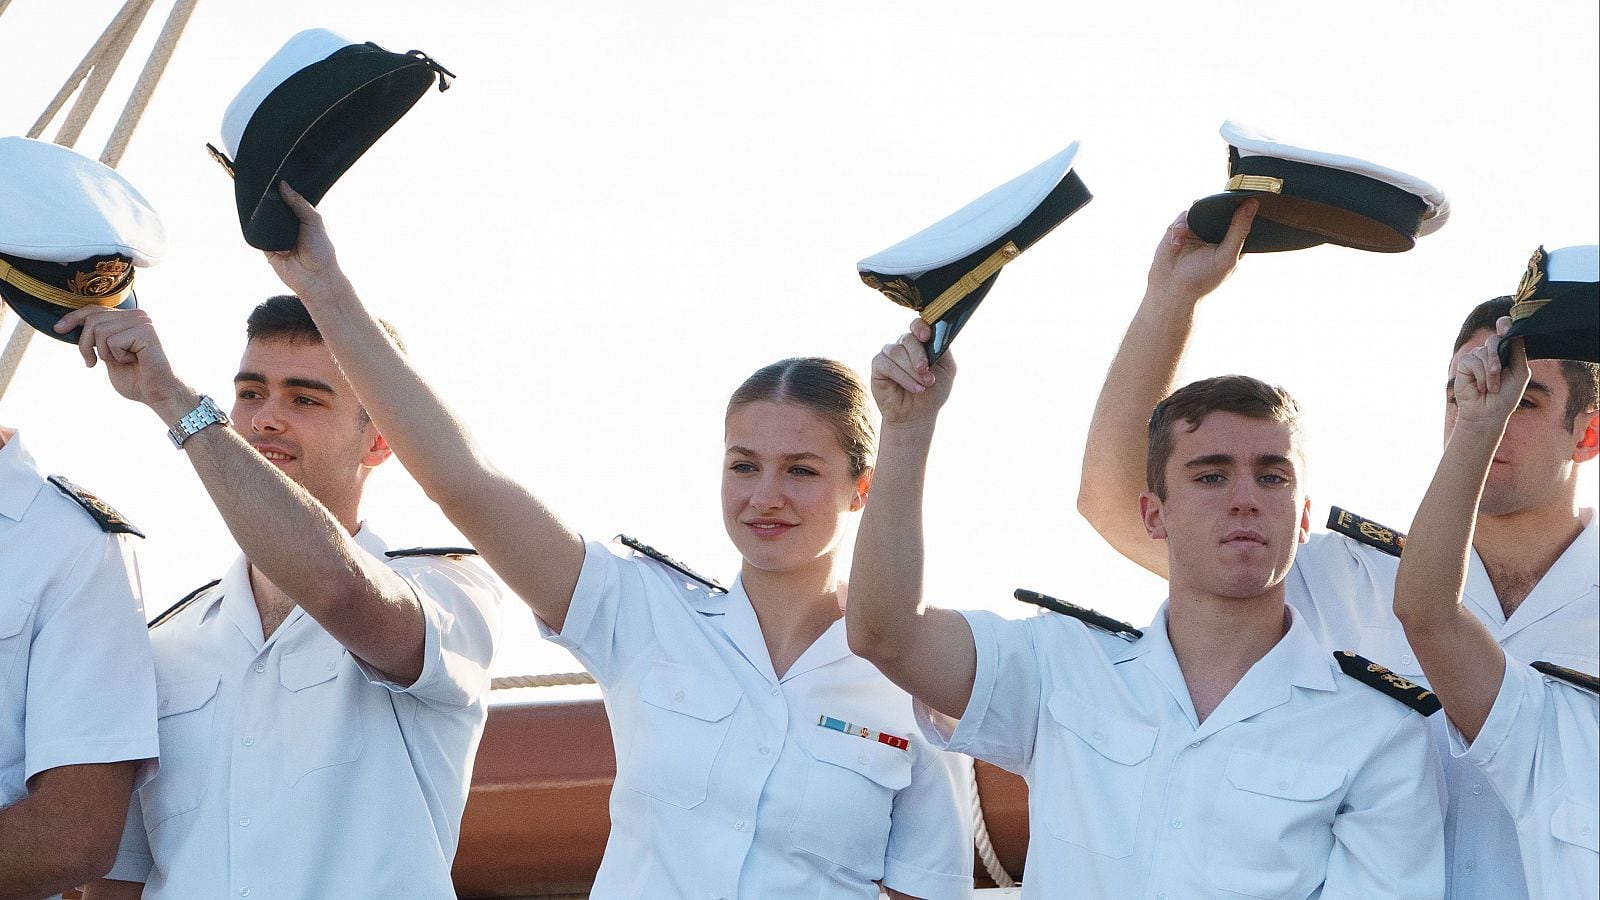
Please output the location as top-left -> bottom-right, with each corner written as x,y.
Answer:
208,27 -> 454,251
858,141 -> 1091,361
1187,120 -> 1449,253
1503,244 -> 1599,363
0,136 -> 164,342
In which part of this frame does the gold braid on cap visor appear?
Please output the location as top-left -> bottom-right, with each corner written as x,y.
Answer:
0,257 -> 133,310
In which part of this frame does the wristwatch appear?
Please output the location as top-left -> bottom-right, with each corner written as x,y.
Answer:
167,394 -> 231,448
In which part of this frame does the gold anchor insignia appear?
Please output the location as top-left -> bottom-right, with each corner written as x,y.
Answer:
1380,673 -> 1421,692
1514,247 -> 1545,305
66,259 -> 131,297
1358,522 -> 1395,544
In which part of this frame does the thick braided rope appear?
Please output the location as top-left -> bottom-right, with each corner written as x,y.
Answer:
490,672 -> 598,690
971,755 -> 1018,888
102,0 -> 199,167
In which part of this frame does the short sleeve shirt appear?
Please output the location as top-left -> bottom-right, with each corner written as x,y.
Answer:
0,431 -> 158,900
919,602 -> 1445,899
1452,654 -> 1600,900
106,525 -> 501,898
540,539 -> 973,900
1290,518 -> 1599,900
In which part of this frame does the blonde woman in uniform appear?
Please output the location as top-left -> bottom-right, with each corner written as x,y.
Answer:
265,184 -> 974,900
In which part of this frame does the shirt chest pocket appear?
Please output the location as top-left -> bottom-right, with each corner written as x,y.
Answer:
624,660 -> 741,809
1039,693 -> 1157,860
788,728 -> 913,876
144,676 -> 220,829
0,594 -> 34,682
1551,798 -> 1600,854
279,648 -> 366,788
1206,750 -> 1347,899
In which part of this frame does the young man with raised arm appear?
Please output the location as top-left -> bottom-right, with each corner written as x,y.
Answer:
1394,320 -> 1598,899
1077,207 -> 1599,899
61,297 -> 500,899
846,316 -> 1445,898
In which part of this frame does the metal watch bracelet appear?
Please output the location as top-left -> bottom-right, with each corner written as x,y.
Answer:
167,394 -> 230,448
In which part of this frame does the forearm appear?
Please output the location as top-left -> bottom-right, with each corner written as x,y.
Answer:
1394,421 -> 1506,741
294,277 -> 496,508
81,879 -> 144,900
0,766 -> 133,898
1077,285 -> 1197,576
848,420 -> 938,665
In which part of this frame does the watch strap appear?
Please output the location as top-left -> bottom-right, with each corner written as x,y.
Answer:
167,394 -> 230,448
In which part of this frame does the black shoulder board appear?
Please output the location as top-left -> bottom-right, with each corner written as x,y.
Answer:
1532,661 -> 1600,695
1335,651 -> 1440,715
149,579 -> 221,630
615,534 -> 727,594
385,546 -> 480,560
1327,507 -> 1405,558
47,475 -> 144,538
1015,588 -> 1142,641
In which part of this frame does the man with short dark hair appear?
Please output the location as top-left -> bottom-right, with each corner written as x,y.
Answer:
847,318 -> 1445,898
61,296 -> 500,899
1077,206 -> 1599,899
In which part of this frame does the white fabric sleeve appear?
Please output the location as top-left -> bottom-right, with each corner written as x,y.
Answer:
881,747 -> 975,900
1453,651 -> 1539,812
25,533 -> 158,783
536,539 -> 654,686
915,610 -> 1044,776
356,555 -> 501,710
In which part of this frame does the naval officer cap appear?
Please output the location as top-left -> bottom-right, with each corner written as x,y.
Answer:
208,28 -> 453,251
858,141 -> 1091,362
0,136 -> 165,343
1187,121 -> 1448,253
1502,245 -> 1598,363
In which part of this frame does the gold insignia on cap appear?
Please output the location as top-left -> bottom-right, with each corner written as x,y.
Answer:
861,273 -> 924,310
1511,246 -> 1549,321
1226,174 -> 1284,194
67,259 -> 132,297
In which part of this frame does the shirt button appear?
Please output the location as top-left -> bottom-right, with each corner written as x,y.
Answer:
1464,860 -> 1476,873
734,819 -> 747,832
1189,742 -> 1200,749
253,663 -> 265,674
758,746 -> 771,756
1091,731 -> 1105,742
1471,783 -> 1483,795
1157,894 -> 1169,900
159,699 -> 169,711
1402,655 -> 1415,666
242,736 -> 255,747
1170,819 -> 1183,830
238,816 -> 250,827
673,689 -> 686,703
239,889 -> 251,897
769,686 -> 779,696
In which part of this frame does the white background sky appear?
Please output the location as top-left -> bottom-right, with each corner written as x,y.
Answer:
2,0 -> 1596,681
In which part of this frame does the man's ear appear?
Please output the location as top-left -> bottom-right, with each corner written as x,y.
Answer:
363,430 -> 393,468
1573,410 -> 1599,464
1139,491 -> 1167,540
850,467 -> 874,512
1298,495 -> 1312,544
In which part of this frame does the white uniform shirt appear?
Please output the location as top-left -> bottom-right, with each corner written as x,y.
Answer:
919,602 -> 1445,899
0,430 -> 158,900
1290,516 -> 1599,900
1451,654 -> 1599,900
106,525 -> 500,898
540,539 -> 973,900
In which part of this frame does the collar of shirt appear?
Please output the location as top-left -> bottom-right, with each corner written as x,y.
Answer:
1116,602 -> 1337,737
0,429 -> 47,523
1464,510 -> 1598,635
706,576 -> 853,685
201,522 -> 390,650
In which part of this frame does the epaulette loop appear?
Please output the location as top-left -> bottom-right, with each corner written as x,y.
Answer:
616,534 -> 727,594
1015,589 -> 1142,641
1335,651 -> 1440,715
149,579 -> 220,630
1532,661 -> 1600,695
1327,507 -> 1405,557
47,475 -> 144,537
385,546 -> 480,560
